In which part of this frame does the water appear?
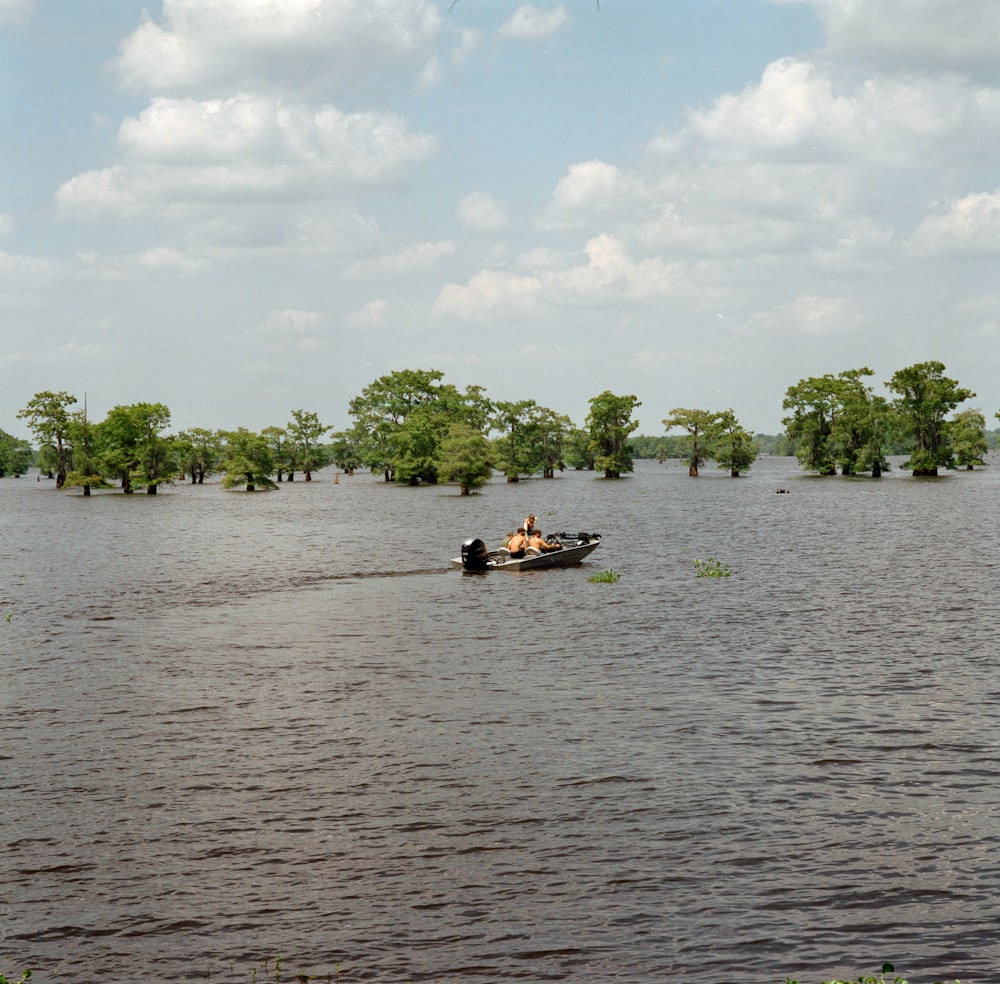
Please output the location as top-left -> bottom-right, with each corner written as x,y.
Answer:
2,458 -> 999,983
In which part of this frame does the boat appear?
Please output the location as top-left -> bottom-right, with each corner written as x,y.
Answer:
452,532 -> 602,572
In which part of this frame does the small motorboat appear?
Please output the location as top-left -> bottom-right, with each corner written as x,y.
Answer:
452,532 -> 602,572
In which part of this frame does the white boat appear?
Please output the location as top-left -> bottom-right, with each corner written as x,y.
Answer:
452,532 -> 602,572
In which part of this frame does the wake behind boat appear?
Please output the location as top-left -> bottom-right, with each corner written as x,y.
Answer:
452,532 -> 602,572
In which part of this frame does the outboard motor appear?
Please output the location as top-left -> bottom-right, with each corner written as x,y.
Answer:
461,538 -> 489,571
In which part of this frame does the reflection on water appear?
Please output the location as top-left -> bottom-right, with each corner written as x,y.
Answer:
2,459 -> 1000,981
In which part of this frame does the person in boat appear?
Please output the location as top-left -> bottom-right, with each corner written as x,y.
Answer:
527,529 -> 562,553
524,514 -> 537,536
507,527 -> 528,558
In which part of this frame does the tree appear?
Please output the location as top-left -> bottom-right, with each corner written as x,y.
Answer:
491,400 -> 540,481
886,361 -> 974,476
437,423 -> 493,494
563,426 -> 595,470
530,405 -> 571,478
328,429 -> 362,475
64,410 -> 108,496
782,375 -> 839,475
950,408 -> 988,469
286,409 -> 329,481
586,391 -> 640,478
828,368 -> 891,477
176,427 -> 223,484
393,404 -> 446,485
663,408 -> 718,477
18,390 -> 77,487
709,410 -> 759,477
0,429 -> 33,477
99,402 -> 175,493
348,369 -> 449,481
219,429 -> 277,491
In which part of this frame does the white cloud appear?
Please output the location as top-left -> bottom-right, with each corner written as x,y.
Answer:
433,269 -> 542,321
542,160 -> 639,228
497,4 -> 569,42
257,308 -> 327,355
457,192 -> 509,232
138,247 -> 205,273
342,241 -> 455,279
809,0 -> 1000,76
910,189 -> 1000,255
112,0 -> 443,96
740,295 -> 861,339
56,95 -> 437,217
433,234 -> 684,321
345,299 -> 389,330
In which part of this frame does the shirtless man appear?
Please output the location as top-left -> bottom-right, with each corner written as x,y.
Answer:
527,530 -> 562,552
507,528 -> 528,558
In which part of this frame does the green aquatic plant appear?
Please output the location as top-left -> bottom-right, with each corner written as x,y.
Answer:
588,568 -> 621,583
0,970 -> 32,984
693,556 -> 731,578
247,954 -> 339,983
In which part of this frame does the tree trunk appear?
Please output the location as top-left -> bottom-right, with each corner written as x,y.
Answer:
689,463 -> 699,477
82,484 -> 91,496
147,484 -> 157,494
872,461 -> 882,478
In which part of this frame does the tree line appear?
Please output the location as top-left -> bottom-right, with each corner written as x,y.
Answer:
2,360 -> 993,492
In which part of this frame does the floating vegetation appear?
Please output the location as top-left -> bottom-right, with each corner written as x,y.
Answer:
693,557 -> 732,578
588,568 -> 621,583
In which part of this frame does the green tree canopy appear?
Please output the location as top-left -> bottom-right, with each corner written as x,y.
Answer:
437,422 -> 493,494
0,429 -> 33,477
286,409 -> 329,481
586,390 -> 640,478
99,402 -> 175,493
663,408 -> 718,477
950,408 -> 988,470
176,427 -> 223,484
220,428 -> 277,491
709,409 -> 759,477
18,390 -> 77,487
886,361 -> 974,476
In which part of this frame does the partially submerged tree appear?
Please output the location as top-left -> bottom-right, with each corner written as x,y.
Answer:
782,375 -> 840,475
99,402 -> 175,493
176,427 -> 223,484
0,428 -> 33,477
887,361 -> 974,476
663,408 -> 718,477
586,390 -> 640,478
18,390 -> 77,487
438,423 -> 493,494
709,410 -> 759,477
220,429 -> 277,491
287,409 -> 329,481
950,408 -> 988,469
63,410 -> 108,496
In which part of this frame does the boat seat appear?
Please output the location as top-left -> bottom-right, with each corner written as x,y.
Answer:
524,547 -> 542,556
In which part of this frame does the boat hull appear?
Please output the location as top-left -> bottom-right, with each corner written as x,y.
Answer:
451,536 -> 601,572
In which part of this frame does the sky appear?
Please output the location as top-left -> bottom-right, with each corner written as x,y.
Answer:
2,0 -> 998,440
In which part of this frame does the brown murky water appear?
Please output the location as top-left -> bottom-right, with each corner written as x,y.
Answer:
3,458 -> 999,982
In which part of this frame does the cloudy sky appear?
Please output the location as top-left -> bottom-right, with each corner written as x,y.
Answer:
2,0 -> 998,438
